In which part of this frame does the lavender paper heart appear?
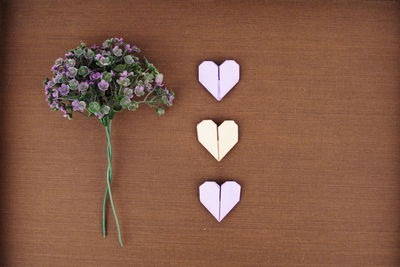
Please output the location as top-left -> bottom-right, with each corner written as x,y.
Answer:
198,60 -> 240,101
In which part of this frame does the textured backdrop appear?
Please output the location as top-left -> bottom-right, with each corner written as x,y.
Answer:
1,0 -> 400,266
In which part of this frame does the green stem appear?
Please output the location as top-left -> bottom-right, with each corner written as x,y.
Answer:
101,117 -> 123,247
143,88 -> 155,102
102,119 -> 112,237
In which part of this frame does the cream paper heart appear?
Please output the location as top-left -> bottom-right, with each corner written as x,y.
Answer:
196,120 -> 238,161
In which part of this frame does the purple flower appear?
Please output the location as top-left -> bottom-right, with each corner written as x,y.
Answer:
124,88 -> 133,98
134,85 -> 145,97
50,102 -> 60,109
59,84 -> 70,95
120,70 -> 133,78
94,112 -> 104,119
47,79 -> 55,87
52,89 -> 59,98
101,50 -> 111,56
114,37 -> 123,43
67,67 -> 77,78
155,73 -> 163,85
72,99 -> 86,112
168,95 -> 174,105
99,105 -> 110,115
102,41 -> 110,49
65,58 -> 75,67
116,77 -> 131,87
68,79 -> 79,90
99,56 -> 111,66
60,106 -> 71,119
98,80 -> 109,91
120,96 -> 131,108
84,49 -> 94,59
132,45 -> 141,53
144,80 -> 152,91
78,81 -> 89,93
55,58 -> 63,66
55,73 -> 64,83
95,54 -> 111,66
89,72 -> 101,81
124,44 -> 132,53
124,55 -> 134,65
112,46 -> 122,57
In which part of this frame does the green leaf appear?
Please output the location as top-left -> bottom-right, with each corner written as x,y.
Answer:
156,107 -> 165,115
114,64 -> 125,72
161,95 -> 169,105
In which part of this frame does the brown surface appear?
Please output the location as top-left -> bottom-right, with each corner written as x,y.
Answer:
1,0 -> 400,266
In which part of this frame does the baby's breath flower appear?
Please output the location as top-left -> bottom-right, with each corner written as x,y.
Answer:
78,81 -> 89,93
44,38 -> 174,120
67,67 -> 77,78
72,99 -> 86,112
59,84 -> 70,95
69,79 -> 79,90
155,73 -> 163,85
65,58 -> 75,67
84,48 -> 94,59
100,105 -> 110,115
124,55 -> 134,65
55,58 -> 63,66
112,46 -> 123,57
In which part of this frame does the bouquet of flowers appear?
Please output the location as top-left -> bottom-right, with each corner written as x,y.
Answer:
43,38 -> 175,246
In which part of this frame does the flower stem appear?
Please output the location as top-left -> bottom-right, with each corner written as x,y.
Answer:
101,117 -> 123,247
102,119 -> 112,237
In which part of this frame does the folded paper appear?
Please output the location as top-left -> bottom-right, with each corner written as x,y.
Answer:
197,120 -> 238,161
199,181 -> 241,222
198,60 -> 240,101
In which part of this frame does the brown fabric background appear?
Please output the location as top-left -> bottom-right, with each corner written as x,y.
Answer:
1,0 -> 400,266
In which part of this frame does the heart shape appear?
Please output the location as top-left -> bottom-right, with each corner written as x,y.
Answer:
197,120 -> 238,161
198,60 -> 240,101
199,181 -> 241,222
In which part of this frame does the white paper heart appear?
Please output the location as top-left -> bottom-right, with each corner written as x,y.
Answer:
198,60 -> 240,101
197,120 -> 238,161
199,181 -> 241,222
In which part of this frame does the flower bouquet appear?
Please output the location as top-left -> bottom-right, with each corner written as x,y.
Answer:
43,38 -> 175,246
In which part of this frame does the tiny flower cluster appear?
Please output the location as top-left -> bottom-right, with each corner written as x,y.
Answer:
44,38 -> 175,119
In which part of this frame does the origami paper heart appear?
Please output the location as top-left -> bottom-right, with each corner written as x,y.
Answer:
197,120 -> 238,161
199,181 -> 241,222
198,60 -> 240,101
